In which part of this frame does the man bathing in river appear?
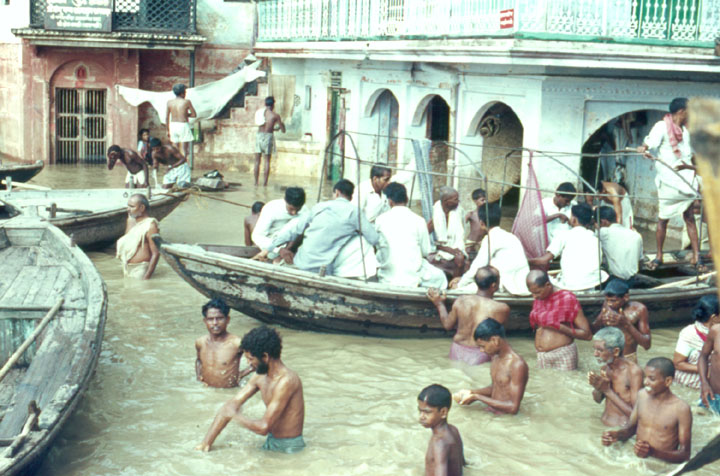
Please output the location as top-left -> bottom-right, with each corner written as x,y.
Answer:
454,318 -> 528,415
698,315 -> 720,415
107,145 -> 149,188
590,279 -> 650,364
418,384 -> 465,476
196,298 -> 253,388
588,327 -> 643,427
527,270 -> 592,370
427,266 -> 509,365
603,357 -> 691,464
116,194 -> 159,280
149,138 -> 191,189
196,326 -> 305,453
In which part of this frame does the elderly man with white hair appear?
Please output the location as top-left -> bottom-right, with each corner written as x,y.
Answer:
429,186 -> 467,279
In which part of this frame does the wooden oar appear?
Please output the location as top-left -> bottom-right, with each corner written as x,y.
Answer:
651,271 -> 716,290
0,298 -> 63,383
3,401 -> 40,458
1,179 -> 50,191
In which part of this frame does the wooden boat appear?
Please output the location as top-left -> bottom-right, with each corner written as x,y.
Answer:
154,239 -> 716,338
0,161 -> 44,189
0,188 -> 188,248
0,218 -> 106,474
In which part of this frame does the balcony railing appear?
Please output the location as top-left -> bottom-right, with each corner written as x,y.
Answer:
257,0 -> 719,46
29,0 -> 197,34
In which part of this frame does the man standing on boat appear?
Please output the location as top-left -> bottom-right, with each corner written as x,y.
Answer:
107,145 -> 149,189
637,98 -> 702,271
149,138 -> 192,189
116,193 -> 160,280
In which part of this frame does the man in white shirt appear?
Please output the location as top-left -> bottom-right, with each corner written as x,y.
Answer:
450,202 -> 530,295
597,206 -> 643,287
530,203 -> 607,292
351,165 -> 392,223
638,97 -> 702,270
542,182 -> 576,244
430,186 -> 466,278
251,187 -> 306,251
375,183 -> 447,288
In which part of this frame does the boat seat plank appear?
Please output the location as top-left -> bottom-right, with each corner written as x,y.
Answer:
0,267 -> 42,307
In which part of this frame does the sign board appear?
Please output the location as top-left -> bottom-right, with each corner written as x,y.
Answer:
500,9 -> 515,30
44,0 -> 113,32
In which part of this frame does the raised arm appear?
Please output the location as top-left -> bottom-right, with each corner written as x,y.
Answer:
621,305 -> 651,350
426,289 -> 458,331
233,376 -> 298,436
590,305 -> 609,333
196,377 -> 260,451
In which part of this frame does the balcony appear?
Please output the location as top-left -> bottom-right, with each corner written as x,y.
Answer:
257,0 -> 720,46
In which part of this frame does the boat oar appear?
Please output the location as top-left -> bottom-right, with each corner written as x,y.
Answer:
663,431 -> 720,475
0,298 -> 63,383
1,179 -> 50,191
161,190 -> 253,209
652,271 -> 716,290
3,401 -> 40,458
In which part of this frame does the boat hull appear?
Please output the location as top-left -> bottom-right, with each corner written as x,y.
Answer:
0,161 -> 44,189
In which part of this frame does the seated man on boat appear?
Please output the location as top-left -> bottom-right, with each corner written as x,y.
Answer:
149,138 -> 192,189
597,206 -> 643,287
351,165 -> 392,223
590,280 -> 650,365
427,266 -> 509,365
588,327 -> 643,427
253,179 -> 379,277
196,326 -> 305,453
530,203 -> 608,292
454,318 -> 529,414
196,298 -> 253,388
464,188 -> 487,255
107,145 -> 150,188
542,182 -> 576,243
429,187 -> 467,280
526,270 -> 592,371
116,193 -> 160,280
450,202 -> 529,296
251,187 -> 307,251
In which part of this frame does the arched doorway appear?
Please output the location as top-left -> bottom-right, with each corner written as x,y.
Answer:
369,89 -> 399,166
420,95 -> 450,196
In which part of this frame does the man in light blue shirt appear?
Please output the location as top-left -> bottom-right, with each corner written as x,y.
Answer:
253,179 -> 378,275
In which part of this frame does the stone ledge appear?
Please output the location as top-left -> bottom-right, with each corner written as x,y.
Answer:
11,28 -> 206,50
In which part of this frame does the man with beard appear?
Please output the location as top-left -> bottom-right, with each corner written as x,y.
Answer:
588,327 -> 644,427
115,193 -> 160,280
196,326 -> 305,453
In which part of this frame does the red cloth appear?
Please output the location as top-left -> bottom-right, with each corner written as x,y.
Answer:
664,113 -> 683,158
529,289 -> 580,330
512,152 -> 549,258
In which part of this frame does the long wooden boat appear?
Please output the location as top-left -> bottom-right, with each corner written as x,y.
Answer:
154,239 -> 716,338
0,188 -> 187,248
0,161 -> 44,189
0,218 -> 107,474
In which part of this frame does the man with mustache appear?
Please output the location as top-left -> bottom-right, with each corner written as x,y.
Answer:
116,193 -> 159,280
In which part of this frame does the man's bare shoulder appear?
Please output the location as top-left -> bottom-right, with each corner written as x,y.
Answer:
195,335 -> 207,349
627,301 -> 648,312
228,334 -> 242,349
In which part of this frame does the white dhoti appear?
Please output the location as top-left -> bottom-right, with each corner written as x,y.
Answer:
333,235 -> 378,279
125,169 -> 148,186
169,122 -> 194,143
656,174 -> 699,220
163,163 -> 192,186
124,262 -> 149,279
116,217 -> 159,279
419,260 -> 448,289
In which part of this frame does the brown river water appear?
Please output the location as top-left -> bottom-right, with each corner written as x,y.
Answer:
12,164 -> 718,475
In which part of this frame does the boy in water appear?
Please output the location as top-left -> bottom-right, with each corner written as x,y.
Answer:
602,357 -> 692,463
195,298 -> 252,388
418,384 -> 465,476
244,201 -> 265,246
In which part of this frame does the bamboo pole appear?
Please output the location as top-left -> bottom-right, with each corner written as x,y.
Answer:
652,271 -> 716,290
1,180 -> 50,191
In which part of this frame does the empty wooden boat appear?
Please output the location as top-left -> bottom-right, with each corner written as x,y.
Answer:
0,218 -> 106,474
0,161 -> 44,189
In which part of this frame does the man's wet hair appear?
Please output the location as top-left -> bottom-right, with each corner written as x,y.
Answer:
527,269 -> 550,287
284,187 -> 306,209
265,96 -> 275,107
202,297 -> 230,317
571,203 -> 594,227
693,294 -> 719,323
477,201 -> 501,228
107,145 -> 122,156
370,165 -> 391,179
172,83 -> 186,96
241,326 -> 282,359
593,327 -> 625,355
556,182 -> 577,199
474,266 -> 499,290
251,201 -> 265,214
138,128 -> 150,140
598,206 -> 617,223
669,97 -> 688,114
646,357 -> 675,379
384,182 -> 408,204
333,179 -> 355,199
474,317 -> 506,340
471,188 -> 487,201
418,384 -> 452,410
149,138 -> 162,148
130,193 -> 150,210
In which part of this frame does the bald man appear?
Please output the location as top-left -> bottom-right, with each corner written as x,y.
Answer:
116,193 -> 160,280
429,186 -> 467,279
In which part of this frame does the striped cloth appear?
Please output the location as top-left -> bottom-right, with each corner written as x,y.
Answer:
537,342 -> 578,371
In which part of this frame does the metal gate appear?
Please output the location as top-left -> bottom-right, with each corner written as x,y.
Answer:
55,88 -> 107,164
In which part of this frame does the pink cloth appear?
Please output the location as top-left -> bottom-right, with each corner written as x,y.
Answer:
529,289 -> 580,330
664,113 -> 683,158
449,341 -> 491,365
512,152 -> 548,259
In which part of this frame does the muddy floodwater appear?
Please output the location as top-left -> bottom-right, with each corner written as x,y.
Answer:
13,164 -> 718,475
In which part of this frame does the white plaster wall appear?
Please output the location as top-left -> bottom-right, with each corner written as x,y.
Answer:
197,0 -> 254,46
0,0 -> 29,43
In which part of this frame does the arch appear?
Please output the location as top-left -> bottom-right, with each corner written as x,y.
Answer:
363,87 -> 399,118
411,93 -> 450,127
466,101 -> 503,137
368,89 -> 399,166
48,58 -> 110,87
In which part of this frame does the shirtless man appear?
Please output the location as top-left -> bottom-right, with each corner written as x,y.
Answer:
603,357 -> 692,463
454,318 -> 529,415
107,145 -> 149,188
427,266 -> 510,365
590,280 -> 650,364
196,326 -> 305,453
417,384 -> 465,476
590,181 -> 634,228
195,298 -> 253,388
149,138 -> 191,189
244,201 -> 265,246
526,269 -> 592,370
588,327 -> 643,427
166,83 -> 196,158
255,96 -> 286,187
698,320 -> 720,415
115,194 -> 160,280
464,188 -> 487,254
